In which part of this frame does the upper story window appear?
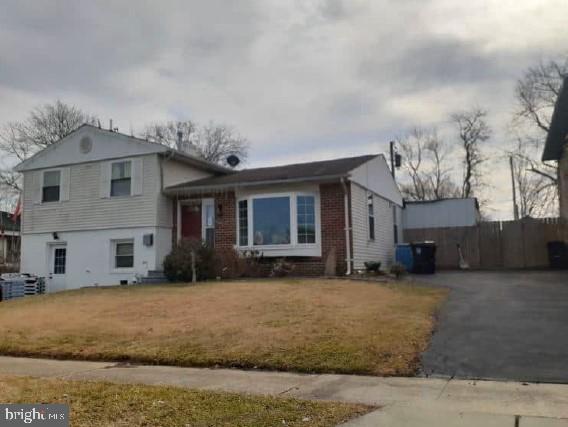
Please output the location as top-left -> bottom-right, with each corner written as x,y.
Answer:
297,195 -> 315,244
368,193 -> 375,240
238,192 -> 318,248
111,161 -> 131,197
253,196 -> 291,245
42,170 -> 61,203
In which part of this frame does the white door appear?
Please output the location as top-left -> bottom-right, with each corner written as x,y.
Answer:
48,244 -> 67,293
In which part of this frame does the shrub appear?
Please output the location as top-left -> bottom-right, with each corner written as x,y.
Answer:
390,263 -> 406,279
364,261 -> 382,273
163,239 -> 217,282
270,258 -> 294,277
241,250 -> 264,278
214,247 -> 246,279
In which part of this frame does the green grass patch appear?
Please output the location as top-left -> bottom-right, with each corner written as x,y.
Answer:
0,375 -> 371,427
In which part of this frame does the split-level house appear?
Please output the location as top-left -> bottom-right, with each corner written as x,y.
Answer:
543,76 -> 568,220
15,125 -> 402,292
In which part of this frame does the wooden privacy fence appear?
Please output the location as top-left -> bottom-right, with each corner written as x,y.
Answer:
404,217 -> 568,270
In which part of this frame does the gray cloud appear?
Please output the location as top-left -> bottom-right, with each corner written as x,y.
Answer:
1,0 -> 568,218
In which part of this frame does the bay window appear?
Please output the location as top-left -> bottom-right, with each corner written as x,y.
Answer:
297,195 -> 315,244
253,197 -> 290,245
238,200 -> 248,246
237,192 -> 319,250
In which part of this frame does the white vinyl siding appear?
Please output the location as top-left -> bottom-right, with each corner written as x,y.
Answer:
350,182 -> 395,271
22,155 -> 160,233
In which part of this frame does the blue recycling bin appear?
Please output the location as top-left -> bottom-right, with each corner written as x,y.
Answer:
395,244 -> 414,272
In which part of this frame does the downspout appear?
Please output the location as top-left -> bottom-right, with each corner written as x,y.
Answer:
341,177 -> 352,275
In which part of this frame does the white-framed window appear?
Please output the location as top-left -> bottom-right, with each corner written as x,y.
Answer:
113,239 -> 134,269
297,195 -> 316,244
253,196 -> 291,245
238,200 -> 248,246
42,170 -> 61,203
367,192 -> 375,240
237,192 -> 319,249
110,160 -> 132,197
202,198 -> 215,247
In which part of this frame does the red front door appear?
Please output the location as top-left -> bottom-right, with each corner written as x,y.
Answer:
181,204 -> 201,240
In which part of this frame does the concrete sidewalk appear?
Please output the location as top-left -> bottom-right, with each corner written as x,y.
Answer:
0,356 -> 567,426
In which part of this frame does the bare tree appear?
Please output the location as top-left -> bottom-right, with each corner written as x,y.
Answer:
511,58 -> 568,214
509,138 -> 557,217
0,100 -> 97,192
451,108 -> 491,198
143,121 -> 197,150
143,120 -> 249,165
398,127 -> 460,201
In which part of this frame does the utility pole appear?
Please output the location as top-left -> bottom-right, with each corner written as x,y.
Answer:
509,156 -> 519,220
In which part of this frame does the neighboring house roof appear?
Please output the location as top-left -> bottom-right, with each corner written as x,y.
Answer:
405,197 -> 480,210
165,154 -> 378,192
0,211 -> 20,233
14,124 -> 231,174
543,76 -> 568,161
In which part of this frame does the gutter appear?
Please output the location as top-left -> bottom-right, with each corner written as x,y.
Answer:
341,177 -> 352,275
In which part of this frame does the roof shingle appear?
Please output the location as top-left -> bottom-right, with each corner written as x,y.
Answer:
165,154 -> 378,192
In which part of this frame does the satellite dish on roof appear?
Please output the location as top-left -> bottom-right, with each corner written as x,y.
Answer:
227,155 -> 240,168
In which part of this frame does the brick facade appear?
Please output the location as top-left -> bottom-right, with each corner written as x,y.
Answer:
214,191 -> 236,249
318,182 -> 348,275
174,182 -> 349,276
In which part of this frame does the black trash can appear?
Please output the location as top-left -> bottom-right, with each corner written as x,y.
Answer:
547,241 -> 568,269
411,242 -> 437,274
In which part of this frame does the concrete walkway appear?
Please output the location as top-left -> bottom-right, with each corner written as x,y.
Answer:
0,357 -> 567,426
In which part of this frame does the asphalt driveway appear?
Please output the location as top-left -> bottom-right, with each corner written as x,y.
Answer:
414,271 -> 568,383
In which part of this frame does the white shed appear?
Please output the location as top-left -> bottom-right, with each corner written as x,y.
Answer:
402,198 -> 480,230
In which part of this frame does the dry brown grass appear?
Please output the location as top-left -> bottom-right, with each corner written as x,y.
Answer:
0,279 -> 447,375
0,375 -> 371,427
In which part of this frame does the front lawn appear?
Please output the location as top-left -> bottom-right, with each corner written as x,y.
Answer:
0,279 -> 447,375
0,376 -> 370,427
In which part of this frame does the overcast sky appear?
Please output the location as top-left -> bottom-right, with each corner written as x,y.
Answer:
1,0 -> 567,218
